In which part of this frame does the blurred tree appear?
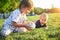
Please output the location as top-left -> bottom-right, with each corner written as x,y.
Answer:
34,7 -> 44,15
9,0 -> 20,11
0,0 -> 10,13
0,0 -> 20,13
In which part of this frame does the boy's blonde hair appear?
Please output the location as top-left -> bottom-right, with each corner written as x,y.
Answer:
40,13 -> 48,20
19,0 -> 34,10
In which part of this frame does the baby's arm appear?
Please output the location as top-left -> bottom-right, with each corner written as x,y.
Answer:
44,24 -> 48,30
44,26 -> 48,30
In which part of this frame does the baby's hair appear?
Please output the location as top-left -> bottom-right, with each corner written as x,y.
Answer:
40,13 -> 48,20
19,0 -> 34,10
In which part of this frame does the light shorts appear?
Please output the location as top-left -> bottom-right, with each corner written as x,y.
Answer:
1,24 -> 27,36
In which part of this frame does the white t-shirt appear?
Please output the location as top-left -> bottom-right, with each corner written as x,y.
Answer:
4,8 -> 27,26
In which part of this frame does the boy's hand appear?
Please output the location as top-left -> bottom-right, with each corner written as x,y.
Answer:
24,25 -> 32,31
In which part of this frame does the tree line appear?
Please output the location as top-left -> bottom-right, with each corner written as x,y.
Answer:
0,0 -> 46,15
0,0 -> 20,13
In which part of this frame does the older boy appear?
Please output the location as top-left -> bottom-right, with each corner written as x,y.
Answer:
1,0 -> 34,36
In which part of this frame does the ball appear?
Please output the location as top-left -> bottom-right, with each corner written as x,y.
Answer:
27,22 -> 36,29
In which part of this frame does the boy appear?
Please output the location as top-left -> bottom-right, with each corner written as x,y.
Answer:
1,0 -> 34,36
35,13 -> 48,29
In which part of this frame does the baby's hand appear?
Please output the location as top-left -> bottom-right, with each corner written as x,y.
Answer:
44,27 -> 48,30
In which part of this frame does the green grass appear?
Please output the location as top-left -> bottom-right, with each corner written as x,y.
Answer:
0,13 -> 60,40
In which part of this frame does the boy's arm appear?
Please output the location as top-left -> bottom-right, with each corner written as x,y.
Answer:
12,21 -> 32,30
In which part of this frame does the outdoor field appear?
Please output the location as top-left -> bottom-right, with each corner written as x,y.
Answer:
0,13 -> 60,40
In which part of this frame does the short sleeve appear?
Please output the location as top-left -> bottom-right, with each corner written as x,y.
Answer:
35,20 -> 40,28
12,12 -> 18,22
11,9 -> 20,22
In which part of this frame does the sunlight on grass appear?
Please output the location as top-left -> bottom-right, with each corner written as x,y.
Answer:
0,13 -> 60,40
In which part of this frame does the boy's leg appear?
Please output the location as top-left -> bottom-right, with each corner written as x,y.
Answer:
15,27 -> 27,33
1,24 -> 15,36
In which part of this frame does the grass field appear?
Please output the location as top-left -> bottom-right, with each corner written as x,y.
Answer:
0,13 -> 60,40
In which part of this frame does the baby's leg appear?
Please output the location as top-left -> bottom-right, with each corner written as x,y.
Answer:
1,24 -> 15,36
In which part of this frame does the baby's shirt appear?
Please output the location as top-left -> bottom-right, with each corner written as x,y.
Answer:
4,8 -> 27,26
35,20 -> 47,28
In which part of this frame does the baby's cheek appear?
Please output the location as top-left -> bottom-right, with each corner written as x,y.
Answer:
40,20 -> 42,22
43,21 -> 45,23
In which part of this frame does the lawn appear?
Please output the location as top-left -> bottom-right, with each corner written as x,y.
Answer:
0,13 -> 60,40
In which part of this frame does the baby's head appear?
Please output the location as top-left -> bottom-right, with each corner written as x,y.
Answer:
39,13 -> 48,24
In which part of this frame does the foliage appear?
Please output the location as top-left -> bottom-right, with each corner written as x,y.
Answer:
34,7 -> 44,15
0,0 -> 20,13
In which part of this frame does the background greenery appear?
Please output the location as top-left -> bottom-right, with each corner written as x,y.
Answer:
0,0 -> 46,15
0,0 -> 20,13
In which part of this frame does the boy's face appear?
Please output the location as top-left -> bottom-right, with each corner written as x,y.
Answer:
40,16 -> 46,24
21,7 -> 30,14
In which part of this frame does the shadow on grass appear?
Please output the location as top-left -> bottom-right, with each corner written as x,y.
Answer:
0,28 -> 5,40
48,33 -> 60,38
0,36 -> 6,40
48,32 -> 60,40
